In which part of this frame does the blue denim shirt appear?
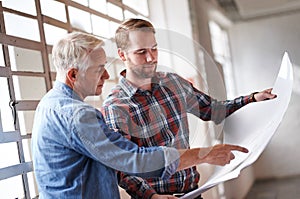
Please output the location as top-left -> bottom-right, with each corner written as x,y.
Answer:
31,81 -> 179,199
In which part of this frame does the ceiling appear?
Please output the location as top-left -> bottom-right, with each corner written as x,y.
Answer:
216,0 -> 300,21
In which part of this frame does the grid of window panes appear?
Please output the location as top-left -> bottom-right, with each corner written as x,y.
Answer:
209,21 -> 236,98
0,0 -> 149,198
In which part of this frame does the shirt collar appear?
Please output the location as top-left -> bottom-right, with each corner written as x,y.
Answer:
53,81 -> 83,101
119,70 -> 160,96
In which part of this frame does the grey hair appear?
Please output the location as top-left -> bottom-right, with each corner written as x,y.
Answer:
52,32 -> 104,73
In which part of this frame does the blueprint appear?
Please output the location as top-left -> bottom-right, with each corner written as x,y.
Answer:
181,52 -> 294,198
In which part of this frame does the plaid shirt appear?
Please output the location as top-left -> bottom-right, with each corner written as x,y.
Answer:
102,71 -> 254,199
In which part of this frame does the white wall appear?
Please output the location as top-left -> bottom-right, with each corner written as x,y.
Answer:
229,12 -> 300,179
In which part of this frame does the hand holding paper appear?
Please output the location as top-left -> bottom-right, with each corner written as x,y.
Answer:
181,52 -> 293,199
252,88 -> 277,101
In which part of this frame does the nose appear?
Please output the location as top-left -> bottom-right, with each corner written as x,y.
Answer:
102,69 -> 110,80
146,50 -> 155,62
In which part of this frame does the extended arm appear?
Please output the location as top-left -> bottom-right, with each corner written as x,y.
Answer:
72,106 -> 179,178
178,144 -> 248,170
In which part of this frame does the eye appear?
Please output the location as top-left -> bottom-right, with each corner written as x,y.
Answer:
135,49 -> 146,54
151,46 -> 157,51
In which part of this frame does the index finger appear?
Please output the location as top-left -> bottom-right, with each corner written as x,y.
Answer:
225,144 -> 249,153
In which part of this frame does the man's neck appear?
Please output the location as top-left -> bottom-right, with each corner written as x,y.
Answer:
126,73 -> 152,91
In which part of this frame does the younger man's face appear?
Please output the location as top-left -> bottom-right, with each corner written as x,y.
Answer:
123,30 -> 158,79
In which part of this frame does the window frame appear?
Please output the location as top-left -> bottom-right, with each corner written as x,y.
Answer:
0,0 -> 149,198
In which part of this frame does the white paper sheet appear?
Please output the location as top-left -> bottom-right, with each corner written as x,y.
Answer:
181,52 -> 293,199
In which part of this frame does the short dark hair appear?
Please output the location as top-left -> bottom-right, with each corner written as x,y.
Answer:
115,18 -> 155,50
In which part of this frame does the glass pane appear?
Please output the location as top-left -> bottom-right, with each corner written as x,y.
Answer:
69,7 -> 92,33
28,171 -> 38,198
91,15 -> 110,38
19,111 -> 35,136
124,10 -> 137,19
4,12 -> 40,42
0,142 -> 19,168
107,3 -> 123,21
44,24 -> 68,45
48,53 -> 56,72
103,39 -> 119,59
13,76 -> 47,100
40,0 -> 67,22
0,175 -> 24,199
123,0 -> 149,16
109,21 -> 120,37
22,138 -> 32,162
0,77 -> 15,131
2,0 -> 36,15
89,0 -> 107,14
0,46 -> 5,67
8,46 -> 43,73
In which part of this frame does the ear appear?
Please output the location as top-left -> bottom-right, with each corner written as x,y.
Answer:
66,68 -> 78,86
118,48 -> 126,61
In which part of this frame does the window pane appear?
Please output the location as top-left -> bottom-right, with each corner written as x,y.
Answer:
22,138 -> 32,162
89,0 -> 107,14
2,0 -> 36,15
0,77 -> 15,131
28,171 -> 38,198
0,175 -> 24,199
91,15 -> 110,38
44,24 -> 68,45
0,142 -> 19,168
124,10 -> 137,19
69,7 -> 92,33
4,12 -> 40,42
209,21 -> 235,98
0,46 -> 5,67
123,0 -> 149,16
40,0 -> 67,22
103,39 -> 119,59
48,53 -> 56,72
19,111 -> 35,136
109,21 -> 119,37
13,76 -> 47,100
107,3 -> 123,21
8,46 -> 43,73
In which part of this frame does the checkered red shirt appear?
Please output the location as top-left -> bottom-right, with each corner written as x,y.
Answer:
102,71 -> 254,199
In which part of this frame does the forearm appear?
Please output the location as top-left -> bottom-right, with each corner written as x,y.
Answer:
177,144 -> 249,169
177,148 -> 203,171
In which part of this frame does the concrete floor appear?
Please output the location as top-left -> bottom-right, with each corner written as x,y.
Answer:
245,175 -> 300,199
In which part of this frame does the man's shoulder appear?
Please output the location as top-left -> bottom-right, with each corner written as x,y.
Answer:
39,90 -> 93,115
